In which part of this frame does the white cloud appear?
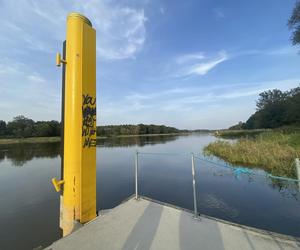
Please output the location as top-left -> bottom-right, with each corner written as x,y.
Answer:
0,64 -> 18,74
0,1 -> 298,129
0,0 -> 148,122
170,45 -> 298,81
232,46 -> 298,58
175,51 -> 228,77
0,61 -> 60,122
266,46 -> 298,56
99,78 -> 300,128
79,2 -> 147,60
175,53 -> 205,64
0,0 -> 147,60
27,74 -> 46,83
188,52 -> 228,76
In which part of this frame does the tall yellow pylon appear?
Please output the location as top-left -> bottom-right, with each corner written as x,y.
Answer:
52,12 -> 97,236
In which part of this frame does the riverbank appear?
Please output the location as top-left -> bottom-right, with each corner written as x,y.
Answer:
214,129 -> 270,138
101,132 -> 192,138
0,133 -> 190,145
205,131 -> 300,178
0,137 -> 61,145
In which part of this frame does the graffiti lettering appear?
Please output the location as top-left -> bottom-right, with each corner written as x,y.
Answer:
83,94 -> 96,105
82,94 -> 96,148
83,137 -> 97,148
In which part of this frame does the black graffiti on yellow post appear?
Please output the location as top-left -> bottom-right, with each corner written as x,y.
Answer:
82,94 -> 96,148
83,94 -> 96,106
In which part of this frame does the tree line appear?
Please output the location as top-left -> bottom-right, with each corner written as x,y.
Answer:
229,85 -> 300,130
97,124 -> 180,136
0,115 -> 181,138
0,116 -> 60,138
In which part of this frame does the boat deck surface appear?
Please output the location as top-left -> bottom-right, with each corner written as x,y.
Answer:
45,196 -> 300,250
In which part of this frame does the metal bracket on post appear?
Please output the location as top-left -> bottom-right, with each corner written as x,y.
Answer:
191,153 -> 199,219
56,53 -> 67,67
52,178 -> 65,192
135,151 -> 139,200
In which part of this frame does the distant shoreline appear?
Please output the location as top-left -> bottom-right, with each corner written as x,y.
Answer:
0,132 -> 200,145
0,137 -> 61,145
99,132 -> 193,138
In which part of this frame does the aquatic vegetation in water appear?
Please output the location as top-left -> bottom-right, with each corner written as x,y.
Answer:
204,132 -> 300,178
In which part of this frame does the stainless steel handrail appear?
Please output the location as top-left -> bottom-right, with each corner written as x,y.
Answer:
191,153 -> 198,218
135,151 -> 139,200
134,151 -> 199,219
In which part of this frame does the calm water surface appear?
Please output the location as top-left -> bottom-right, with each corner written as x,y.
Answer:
0,134 -> 299,250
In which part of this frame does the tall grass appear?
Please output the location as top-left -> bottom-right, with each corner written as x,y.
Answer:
204,132 -> 300,178
215,129 -> 269,138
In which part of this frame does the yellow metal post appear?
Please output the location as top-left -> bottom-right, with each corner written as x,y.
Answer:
53,12 -> 97,236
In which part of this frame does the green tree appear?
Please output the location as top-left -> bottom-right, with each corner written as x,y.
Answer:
95,124 -> 180,136
34,122 -> 52,137
7,115 -> 35,138
244,86 -> 300,129
47,120 -> 61,136
229,121 -> 245,130
284,86 -> 300,124
256,89 -> 286,111
0,120 -> 7,136
288,0 -> 300,45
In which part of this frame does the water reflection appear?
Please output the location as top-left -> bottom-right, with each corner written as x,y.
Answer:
0,143 -> 60,167
204,162 -> 300,200
0,134 -> 300,250
268,180 -> 299,200
0,135 -> 179,167
97,135 -> 178,147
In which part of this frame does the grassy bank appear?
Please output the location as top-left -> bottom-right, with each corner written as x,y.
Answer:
0,137 -> 61,145
214,129 -> 270,138
205,131 -> 300,178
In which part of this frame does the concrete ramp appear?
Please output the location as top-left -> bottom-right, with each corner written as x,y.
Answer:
45,197 -> 300,250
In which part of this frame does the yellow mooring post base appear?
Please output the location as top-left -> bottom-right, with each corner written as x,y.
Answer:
53,12 -> 97,236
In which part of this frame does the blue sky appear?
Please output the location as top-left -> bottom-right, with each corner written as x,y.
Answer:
0,0 -> 299,129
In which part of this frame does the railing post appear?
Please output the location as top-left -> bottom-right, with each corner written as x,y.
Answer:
135,151 -> 139,200
191,153 -> 198,218
295,158 -> 300,190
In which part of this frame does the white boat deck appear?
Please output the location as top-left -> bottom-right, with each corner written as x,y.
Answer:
45,196 -> 300,250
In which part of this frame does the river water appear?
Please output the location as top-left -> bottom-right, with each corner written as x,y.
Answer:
0,134 -> 299,250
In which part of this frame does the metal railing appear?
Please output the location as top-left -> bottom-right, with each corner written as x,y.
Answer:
135,151 -> 139,200
191,153 -> 198,218
134,151 -> 200,218
134,151 -> 300,220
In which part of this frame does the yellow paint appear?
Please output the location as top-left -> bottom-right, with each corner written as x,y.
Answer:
51,178 -> 65,192
56,53 -> 61,67
80,20 -> 97,223
52,12 -> 96,236
56,52 -> 67,67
